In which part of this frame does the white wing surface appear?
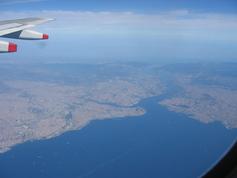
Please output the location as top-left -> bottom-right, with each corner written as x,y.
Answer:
0,18 -> 54,36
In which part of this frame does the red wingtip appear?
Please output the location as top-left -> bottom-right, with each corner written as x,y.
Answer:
8,43 -> 17,53
43,34 -> 49,39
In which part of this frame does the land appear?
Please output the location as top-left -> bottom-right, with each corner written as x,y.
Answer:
159,63 -> 237,129
0,62 -> 237,154
0,63 -> 163,153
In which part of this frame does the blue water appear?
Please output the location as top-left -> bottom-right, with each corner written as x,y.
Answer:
0,97 -> 236,178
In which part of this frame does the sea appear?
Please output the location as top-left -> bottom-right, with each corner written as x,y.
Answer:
0,95 -> 236,178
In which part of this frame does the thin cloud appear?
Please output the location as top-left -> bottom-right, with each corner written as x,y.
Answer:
0,10 -> 236,41
2,10 -> 237,28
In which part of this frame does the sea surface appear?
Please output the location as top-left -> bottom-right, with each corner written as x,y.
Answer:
0,96 -> 236,178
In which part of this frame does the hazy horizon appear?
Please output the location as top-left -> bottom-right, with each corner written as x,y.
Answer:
0,0 -> 237,63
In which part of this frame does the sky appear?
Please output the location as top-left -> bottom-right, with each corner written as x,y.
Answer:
0,0 -> 237,13
0,0 -> 237,63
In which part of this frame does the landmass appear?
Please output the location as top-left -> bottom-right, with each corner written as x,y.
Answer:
159,63 -> 237,129
0,63 -> 163,153
0,62 -> 237,154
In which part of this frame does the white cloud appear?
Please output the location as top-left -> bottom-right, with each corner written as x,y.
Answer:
0,9 -> 236,62
0,10 -> 236,41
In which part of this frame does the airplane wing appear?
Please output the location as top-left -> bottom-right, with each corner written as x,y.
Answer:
0,18 -> 54,53
0,18 -> 54,36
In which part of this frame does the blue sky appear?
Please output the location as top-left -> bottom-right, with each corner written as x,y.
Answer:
0,0 -> 237,63
1,0 -> 237,13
